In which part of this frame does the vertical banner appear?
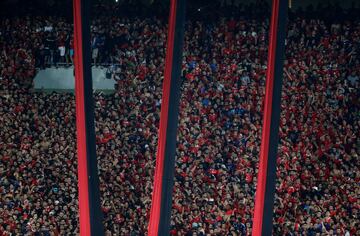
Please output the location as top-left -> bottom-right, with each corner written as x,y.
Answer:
252,0 -> 287,236
73,0 -> 104,235
148,0 -> 186,235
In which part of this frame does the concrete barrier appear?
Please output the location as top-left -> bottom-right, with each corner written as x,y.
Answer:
33,66 -> 116,92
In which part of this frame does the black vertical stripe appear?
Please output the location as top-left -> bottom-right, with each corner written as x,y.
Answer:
159,0 -> 186,235
79,0 -> 104,234
262,0 -> 288,235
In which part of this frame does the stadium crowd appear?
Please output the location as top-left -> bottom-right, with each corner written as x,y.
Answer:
0,1 -> 359,235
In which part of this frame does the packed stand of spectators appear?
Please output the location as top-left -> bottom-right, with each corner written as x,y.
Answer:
0,92 -> 78,235
0,13 -> 168,234
272,18 -> 360,235
1,1 -> 360,235
0,18 -> 36,90
170,12 -> 360,236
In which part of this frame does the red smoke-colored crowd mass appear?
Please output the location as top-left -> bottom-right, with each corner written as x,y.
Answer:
0,2 -> 359,236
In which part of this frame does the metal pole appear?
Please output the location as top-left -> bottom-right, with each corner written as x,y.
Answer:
148,0 -> 186,235
252,0 -> 288,235
73,0 -> 104,235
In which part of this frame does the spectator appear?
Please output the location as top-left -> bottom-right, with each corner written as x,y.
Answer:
0,1 -> 359,235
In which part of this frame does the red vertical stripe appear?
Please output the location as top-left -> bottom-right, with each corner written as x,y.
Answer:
148,0 -> 177,235
252,0 -> 279,235
73,0 -> 91,235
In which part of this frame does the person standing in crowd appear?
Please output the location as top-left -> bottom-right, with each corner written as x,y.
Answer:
0,1 -> 359,235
